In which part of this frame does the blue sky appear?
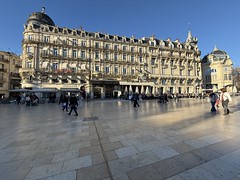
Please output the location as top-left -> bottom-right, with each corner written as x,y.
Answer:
0,0 -> 240,67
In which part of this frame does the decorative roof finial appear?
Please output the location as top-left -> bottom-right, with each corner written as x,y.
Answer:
41,6 -> 45,13
214,45 -> 218,51
41,0 -> 46,13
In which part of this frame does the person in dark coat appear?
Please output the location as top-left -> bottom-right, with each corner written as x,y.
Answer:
132,93 -> 140,107
68,94 -> 78,116
62,94 -> 69,112
16,94 -> 21,105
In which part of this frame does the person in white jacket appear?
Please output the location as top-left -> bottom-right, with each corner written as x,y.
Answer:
220,87 -> 232,115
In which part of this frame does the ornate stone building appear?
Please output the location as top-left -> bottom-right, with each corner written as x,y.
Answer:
201,46 -> 233,91
0,51 -> 22,98
20,7 -> 202,98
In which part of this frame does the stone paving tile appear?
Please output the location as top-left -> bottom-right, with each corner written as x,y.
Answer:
200,158 -> 239,180
102,141 -> 123,151
136,135 -> 159,143
166,176 -> 184,180
184,139 -> 210,149
173,152 -> 205,170
151,146 -> 179,160
25,162 -> 63,180
105,150 -> 118,161
0,151 -> 19,163
0,159 -> 23,173
40,171 -> 76,180
112,174 -> 129,180
19,153 -> 54,169
218,150 -> 240,169
0,167 -> 31,180
47,131 -> 67,137
76,163 -> 109,180
169,142 -> 195,154
109,135 -> 127,143
191,146 -> 222,162
229,173 -> 240,180
121,138 -> 142,147
68,140 -> 91,151
109,151 -> 159,176
79,145 -> 102,157
91,153 -> 105,165
4,139 -> 35,149
108,156 -> 139,176
61,155 -> 92,173
115,146 -> 140,158
126,164 -> 163,180
45,144 -> 71,154
207,137 -> 240,155
152,135 -> 173,146
134,141 -> 164,152
51,150 -> 79,163
178,165 -> 219,180
152,157 -> 187,179
90,138 -> 101,146
198,133 -> 232,145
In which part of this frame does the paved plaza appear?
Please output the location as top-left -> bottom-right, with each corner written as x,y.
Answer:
1,97 -> 240,180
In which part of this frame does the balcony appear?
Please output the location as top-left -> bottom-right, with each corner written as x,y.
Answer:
162,64 -> 168,69
0,78 -> 6,83
180,65 -> 185,70
10,73 -> 21,79
188,65 -> 193,70
0,68 -> 7,72
0,58 -> 9,63
15,64 -> 22,68
19,68 -> 34,74
171,65 -> 177,69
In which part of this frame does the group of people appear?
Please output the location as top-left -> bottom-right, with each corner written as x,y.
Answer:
208,87 -> 232,115
16,93 -> 39,106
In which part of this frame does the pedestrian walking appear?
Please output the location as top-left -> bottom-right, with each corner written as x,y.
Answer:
16,94 -> 21,105
25,95 -> 31,106
209,92 -> 218,112
62,94 -> 69,112
220,87 -> 232,115
68,94 -> 78,116
132,93 -> 140,107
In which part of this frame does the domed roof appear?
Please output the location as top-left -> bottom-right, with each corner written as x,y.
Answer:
210,46 -> 227,60
27,8 -> 55,26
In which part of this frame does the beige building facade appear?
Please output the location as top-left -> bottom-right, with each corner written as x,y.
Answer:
0,51 -> 22,98
201,46 -> 233,91
20,8 -> 202,98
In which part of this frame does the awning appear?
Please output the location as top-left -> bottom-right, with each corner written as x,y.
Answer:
119,81 -> 154,86
59,88 -> 80,92
50,75 -> 58,79
61,75 -> 68,80
31,89 -> 56,92
70,75 -> 77,80
91,80 -> 119,85
9,89 -> 31,92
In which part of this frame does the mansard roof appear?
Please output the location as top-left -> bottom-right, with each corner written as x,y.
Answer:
25,10 -> 198,51
27,11 -> 55,26
202,46 -> 230,63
